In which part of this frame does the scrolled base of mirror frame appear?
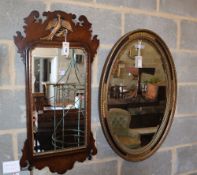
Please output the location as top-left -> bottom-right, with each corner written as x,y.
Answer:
20,132 -> 97,174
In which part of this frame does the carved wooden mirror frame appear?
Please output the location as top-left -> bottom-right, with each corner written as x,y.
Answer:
14,10 -> 99,173
99,29 -> 176,161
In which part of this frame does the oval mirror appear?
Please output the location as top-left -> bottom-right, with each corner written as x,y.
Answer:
99,29 -> 176,161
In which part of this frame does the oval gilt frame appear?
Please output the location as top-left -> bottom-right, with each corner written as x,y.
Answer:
99,29 -> 177,161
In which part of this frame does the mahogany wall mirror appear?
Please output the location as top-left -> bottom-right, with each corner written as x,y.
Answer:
99,29 -> 176,161
14,10 -> 99,173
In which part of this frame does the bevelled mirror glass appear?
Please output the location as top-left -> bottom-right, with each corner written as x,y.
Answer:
99,29 -> 176,161
32,47 -> 87,154
14,10 -> 99,173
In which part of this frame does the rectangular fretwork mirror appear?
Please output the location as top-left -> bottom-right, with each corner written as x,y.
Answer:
14,10 -> 99,174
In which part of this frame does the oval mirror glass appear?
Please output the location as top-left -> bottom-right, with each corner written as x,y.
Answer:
99,30 -> 176,161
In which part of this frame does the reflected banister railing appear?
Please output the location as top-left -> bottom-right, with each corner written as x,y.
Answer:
42,83 -> 85,149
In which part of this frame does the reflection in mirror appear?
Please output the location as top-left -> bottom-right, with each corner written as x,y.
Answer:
31,47 -> 87,154
108,39 -> 166,151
